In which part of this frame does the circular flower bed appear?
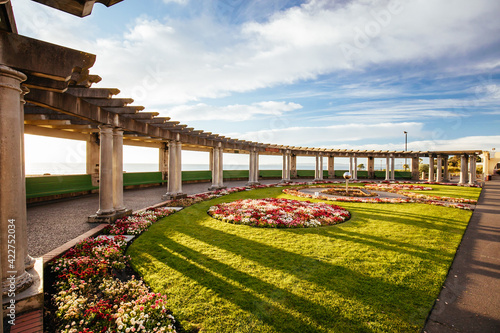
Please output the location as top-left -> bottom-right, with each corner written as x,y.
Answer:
208,198 -> 350,228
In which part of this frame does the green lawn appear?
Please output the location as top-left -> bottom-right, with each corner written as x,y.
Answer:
128,186 -> 477,333
403,184 -> 482,200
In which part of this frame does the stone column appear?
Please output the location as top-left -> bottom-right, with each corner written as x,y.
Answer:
209,146 -> 225,190
0,65 -> 33,295
314,154 -> 323,180
428,155 -> 435,182
483,152 -> 490,178
459,154 -> 468,185
385,156 -> 390,180
218,147 -> 224,188
469,155 -> 476,185
352,156 -> 358,180
20,86 -> 35,271
319,154 -> 324,180
436,155 -> 443,182
159,142 -> 169,181
367,157 -> 375,179
291,154 -> 297,179
87,133 -> 100,186
211,147 -> 220,189
248,151 -> 255,184
349,156 -> 354,175
390,156 -> 395,180
253,150 -> 260,184
328,156 -> 335,179
112,128 -> 126,212
443,156 -> 449,182
209,149 -> 214,171
163,140 -> 178,198
411,157 -> 419,180
282,153 -> 288,182
175,141 -> 183,194
96,125 -> 115,216
248,150 -> 260,185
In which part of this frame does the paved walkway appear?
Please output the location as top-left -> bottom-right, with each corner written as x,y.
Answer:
27,179 -> 277,257
424,175 -> 500,333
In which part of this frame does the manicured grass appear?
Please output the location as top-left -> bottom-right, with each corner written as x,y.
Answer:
128,186 -> 476,333
403,184 -> 482,200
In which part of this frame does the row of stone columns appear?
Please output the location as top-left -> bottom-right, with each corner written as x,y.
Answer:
314,154 -> 324,181
89,125 -> 129,221
426,154 -> 475,185
279,154 -> 421,182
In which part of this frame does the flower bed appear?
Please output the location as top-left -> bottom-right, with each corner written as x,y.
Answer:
283,186 -> 475,210
321,187 -> 377,197
364,184 -> 433,192
49,209 -> 179,333
208,198 -> 350,228
283,187 -> 411,204
364,183 -> 477,205
106,207 -> 176,235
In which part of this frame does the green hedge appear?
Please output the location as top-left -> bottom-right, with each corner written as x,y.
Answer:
26,169 -> 414,199
182,170 -> 212,181
124,172 -> 166,186
26,174 -> 97,199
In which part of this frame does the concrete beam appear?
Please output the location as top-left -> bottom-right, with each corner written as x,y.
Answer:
31,0 -> 123,17
0,31 -> 95,89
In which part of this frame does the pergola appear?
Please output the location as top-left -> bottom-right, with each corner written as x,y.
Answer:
0,0 -> 485,327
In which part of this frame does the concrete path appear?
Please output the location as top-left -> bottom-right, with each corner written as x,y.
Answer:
27,179 -> 277,257
424,176 -> 500,333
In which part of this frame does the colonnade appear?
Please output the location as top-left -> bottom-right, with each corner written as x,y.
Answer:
427,154 -> 476,185
88,126 -> 131,222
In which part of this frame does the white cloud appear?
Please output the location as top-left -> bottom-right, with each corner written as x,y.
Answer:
160,101 -> 302,121
230,122 -> 425,146
324,135 -> 500,153
14,0 -> 500,105
163,0 -> 189,4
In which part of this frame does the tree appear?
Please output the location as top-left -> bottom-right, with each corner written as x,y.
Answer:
448,155 -> 460,167
357,164 -> 365,170
403,164 -> 409,171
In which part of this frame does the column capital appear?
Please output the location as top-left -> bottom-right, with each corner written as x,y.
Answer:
0,65 -> 27,91
98,124 -> 113,133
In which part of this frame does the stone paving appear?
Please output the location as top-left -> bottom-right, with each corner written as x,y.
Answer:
27,179 -> 277,257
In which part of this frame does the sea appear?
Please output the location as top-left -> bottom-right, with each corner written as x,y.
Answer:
26,162 -> 400,176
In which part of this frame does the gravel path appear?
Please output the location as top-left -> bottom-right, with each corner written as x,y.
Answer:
27,179 -> 277,257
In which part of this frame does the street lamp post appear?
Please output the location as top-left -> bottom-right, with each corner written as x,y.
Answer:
404,131 -> 408,171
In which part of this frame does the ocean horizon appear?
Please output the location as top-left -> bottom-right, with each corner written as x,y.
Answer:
25,162 -> 407,176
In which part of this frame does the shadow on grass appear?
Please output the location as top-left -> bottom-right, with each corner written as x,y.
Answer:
146,237 -> 363,333
140,215 -> 432,332
130,191 -> 469,332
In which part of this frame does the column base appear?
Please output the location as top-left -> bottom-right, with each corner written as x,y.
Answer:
246,181 -> 260,186
25,255 -> 36,271
162,192 -> 187,201
208,185 -> 226,191
279,179 -> 291,183
2,271 -> 33,297
88,209 -> 132,223
2,258 -> 43,319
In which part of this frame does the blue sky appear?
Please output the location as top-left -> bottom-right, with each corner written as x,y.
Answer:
14,0 -> 500,170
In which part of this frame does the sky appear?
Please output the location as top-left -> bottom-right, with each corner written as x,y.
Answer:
13,0 -> 500,172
